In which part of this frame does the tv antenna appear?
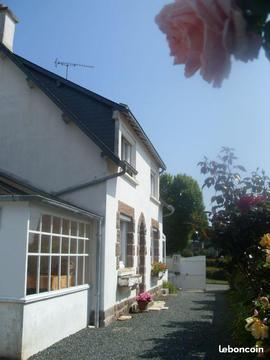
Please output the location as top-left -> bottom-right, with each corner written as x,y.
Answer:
55,58 -> 95,80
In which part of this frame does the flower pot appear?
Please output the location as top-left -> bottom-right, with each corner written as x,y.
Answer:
137,300 -> 149,312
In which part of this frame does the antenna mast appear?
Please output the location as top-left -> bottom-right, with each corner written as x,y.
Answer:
55,58 -> 94,79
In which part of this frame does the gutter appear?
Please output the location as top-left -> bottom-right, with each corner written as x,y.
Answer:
54,162 -> 129,196
0,194 -> 103,220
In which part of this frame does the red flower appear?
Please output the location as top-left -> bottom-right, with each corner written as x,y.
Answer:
236,195 -> 266,212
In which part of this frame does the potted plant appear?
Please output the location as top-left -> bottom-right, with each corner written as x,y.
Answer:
151,261 -> 168,279
136,292 -> 152,311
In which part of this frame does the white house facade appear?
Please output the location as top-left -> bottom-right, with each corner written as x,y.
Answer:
0,5 -> 168,359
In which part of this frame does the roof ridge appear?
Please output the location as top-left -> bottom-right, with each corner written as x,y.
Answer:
13,52 -> 127,111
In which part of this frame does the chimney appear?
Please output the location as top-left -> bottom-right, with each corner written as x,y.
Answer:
0,4 -> 19,52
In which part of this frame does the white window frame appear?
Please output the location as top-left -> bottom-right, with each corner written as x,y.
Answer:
162,234 -> 166,263
119,214 -> 131,267
151,170 -> 159,199
119,123 -> 136,173
121,137 -> 132,165
26,214 -> 90,296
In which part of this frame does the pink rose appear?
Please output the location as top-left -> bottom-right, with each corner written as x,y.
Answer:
155,0 -> 261,87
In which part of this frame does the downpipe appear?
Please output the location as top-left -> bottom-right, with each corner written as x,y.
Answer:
95,218 -> 103,328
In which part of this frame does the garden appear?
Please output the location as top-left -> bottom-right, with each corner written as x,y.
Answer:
198,147 -> 270,358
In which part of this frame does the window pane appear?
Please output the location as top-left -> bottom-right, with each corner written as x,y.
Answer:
53,217 -> 61,234
79,223 -> 85,237
60,257 -> 68,289
28,233 -> 39,253
27,256 -> 38,295
69,256 -> 76,287
61,238 -> 69,253
40,256 -> 49,293
85,224 -> 90,239
77,257 -> 84,285
120,221 -> 128,265
62,219 -> 69,235
42,215 -> 51,233
41,235 -> 50,253
71,221 -> 77,236
29,213 -> 41,231
85,239 -> 90,254
51,257 -> 59,290
70,238 -> 77,254
78,239 -> 84,254
52,236 -> 60,253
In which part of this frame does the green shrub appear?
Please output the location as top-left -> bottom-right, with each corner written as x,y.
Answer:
227,290 -> 255,360
181,249 -> 193,257
206,266 -> 227,280
162,281 -> 178,294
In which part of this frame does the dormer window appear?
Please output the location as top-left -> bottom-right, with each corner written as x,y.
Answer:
121,135 -> 137,178
121,137 -> 132,164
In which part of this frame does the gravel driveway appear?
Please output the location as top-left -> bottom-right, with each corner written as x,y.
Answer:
30,288 -> 231,360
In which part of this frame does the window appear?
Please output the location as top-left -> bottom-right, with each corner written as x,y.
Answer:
151,227 -> 160,263
151,171 -> 158,198
121,137 -> 132,165
119,214 -> 131,267
162,235 -> 166,263
27,214 -> 91,295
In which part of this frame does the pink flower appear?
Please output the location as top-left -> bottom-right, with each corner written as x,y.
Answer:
136,292 -> 152,302
155,0 -> 261,87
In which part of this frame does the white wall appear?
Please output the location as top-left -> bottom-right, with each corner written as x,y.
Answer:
103,113 -> 164,311
0,53 -> 166,318
0,302 -> 23,359
0,55 -> 107,215
0,201 -> 28,299
21,289 -> 88,360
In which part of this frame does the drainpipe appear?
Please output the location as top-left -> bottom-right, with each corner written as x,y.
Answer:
54,163 -> 127,196
95,218 -> 103,328
162,202 -> 175,218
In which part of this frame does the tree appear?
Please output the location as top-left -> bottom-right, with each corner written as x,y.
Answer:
160,173 -> 208,254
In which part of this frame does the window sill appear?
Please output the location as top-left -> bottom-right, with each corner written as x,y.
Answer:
122,173 -> 139,187
150,195 -> 161,206
22,284 -> 90,304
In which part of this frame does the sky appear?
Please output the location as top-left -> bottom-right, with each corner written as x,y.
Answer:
4,0 -> 270,209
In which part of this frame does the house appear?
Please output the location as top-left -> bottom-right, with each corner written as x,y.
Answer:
0,5 -> 168,360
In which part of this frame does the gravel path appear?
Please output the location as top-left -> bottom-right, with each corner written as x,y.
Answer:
30,288 -> 231,360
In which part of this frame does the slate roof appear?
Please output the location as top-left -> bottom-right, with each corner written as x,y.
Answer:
0,44 -> 166,170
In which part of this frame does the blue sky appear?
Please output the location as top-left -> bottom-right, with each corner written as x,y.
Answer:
5,0 -> 270,209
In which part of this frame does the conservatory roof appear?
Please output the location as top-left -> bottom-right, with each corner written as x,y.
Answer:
0,170 -> 103,220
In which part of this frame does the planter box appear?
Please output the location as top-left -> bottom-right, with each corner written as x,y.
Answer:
151,271 -> 165,280
118,274 -> 142,288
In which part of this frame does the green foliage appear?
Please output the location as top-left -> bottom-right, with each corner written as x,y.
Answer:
181,248 -> 193,257
160,173 -> 208,254
198,147 -> 270,214
162,281 -> 178,294
228,289 -> 255,360
199,148 -> 270,351
236,0 -> 270,60
206,266 -> 227,281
